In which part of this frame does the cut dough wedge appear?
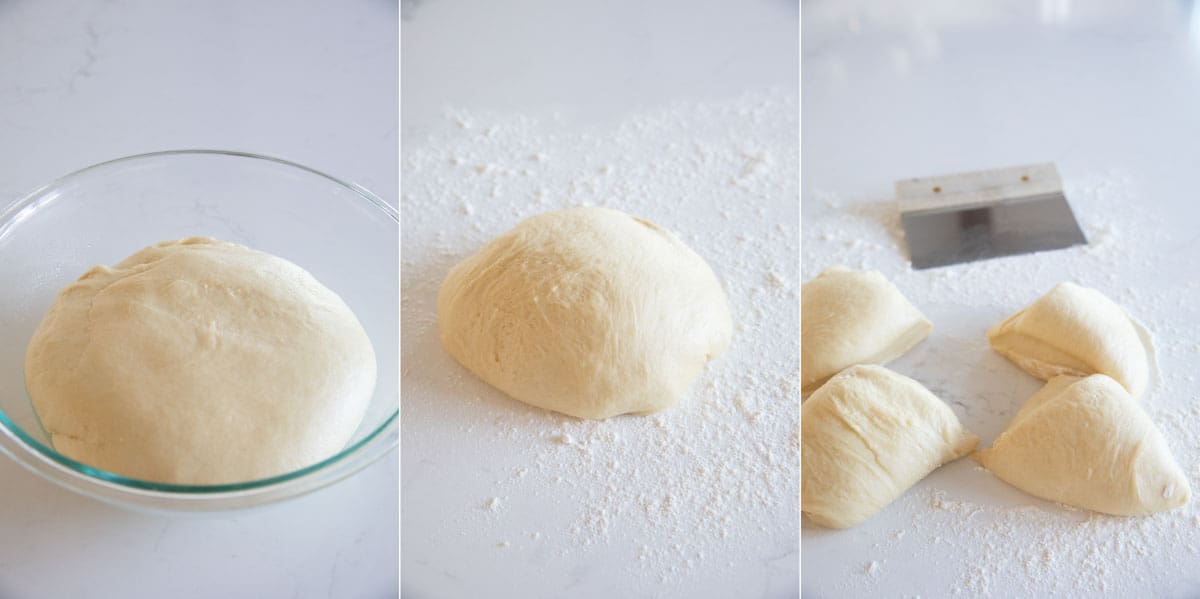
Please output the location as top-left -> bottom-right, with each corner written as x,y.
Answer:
988,282 -> 1151,397
801,267 -> 931,395
976,374 -> 1190,516
802,364 -> 978,529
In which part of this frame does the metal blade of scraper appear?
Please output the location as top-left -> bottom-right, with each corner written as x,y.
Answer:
896,162 -> 1088,270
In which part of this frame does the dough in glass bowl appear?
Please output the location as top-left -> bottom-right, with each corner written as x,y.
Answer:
24,237 -> 376,485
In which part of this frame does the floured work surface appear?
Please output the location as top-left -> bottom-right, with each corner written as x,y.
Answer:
402,91 -> 799,599
802,173 -> 1200,598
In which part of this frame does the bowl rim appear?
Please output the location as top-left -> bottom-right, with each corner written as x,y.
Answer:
0,148 -> 397,223
0,149 -> 399,505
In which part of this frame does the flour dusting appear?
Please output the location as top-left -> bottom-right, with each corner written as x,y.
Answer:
402,91 -> 798,598
802,173 -> 1200,597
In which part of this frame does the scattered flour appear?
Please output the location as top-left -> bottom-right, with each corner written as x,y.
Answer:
802,173 -> 1200,597
402,90 -> 798,597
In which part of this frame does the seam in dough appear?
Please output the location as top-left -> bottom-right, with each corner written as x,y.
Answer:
987,282 -> 1151,398
802,364 -> 978,529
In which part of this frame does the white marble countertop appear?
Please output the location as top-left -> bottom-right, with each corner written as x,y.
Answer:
803,1 -> 1200,597
0,2 -> 397,598
401,1 -> 798,598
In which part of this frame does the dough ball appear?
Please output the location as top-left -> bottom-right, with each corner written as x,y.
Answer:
802,364 -> 978,529
976,374 -> 1189,516
437,207 -> 732,420
988,282 -> 1152,397
801,267 -> 931,395
24,237 -> 376,485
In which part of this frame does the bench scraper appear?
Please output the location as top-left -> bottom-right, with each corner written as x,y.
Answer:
896,162 -> 1088,269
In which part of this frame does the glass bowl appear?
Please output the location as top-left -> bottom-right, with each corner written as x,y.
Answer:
0,150 -> 398,513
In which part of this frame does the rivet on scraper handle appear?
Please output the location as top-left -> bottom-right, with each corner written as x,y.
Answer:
896,162 -> 1088,270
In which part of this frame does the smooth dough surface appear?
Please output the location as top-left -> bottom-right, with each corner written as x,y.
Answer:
24,237 -> 376,485
976,374 -> 1189,516
801,267 -> 931,395
437,207 -> 732,420
988,282 -> 1151,397
801,364 -> 978,529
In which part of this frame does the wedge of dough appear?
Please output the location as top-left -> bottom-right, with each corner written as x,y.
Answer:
802,364 -> 978,529
976,374 -> 1189,516
988,282 -> 1151,397
801,267 -> 931,395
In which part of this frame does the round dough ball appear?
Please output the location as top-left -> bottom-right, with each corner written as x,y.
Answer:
24,237 -> 376,485
437,207 -> 732,420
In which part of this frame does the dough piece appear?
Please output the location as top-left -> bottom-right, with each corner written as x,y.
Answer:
437,207 -> 731,420
988,282 -> 1151,397
802,364 -> 978,529
25,237 -> 376,485
976,374 -> 1189,516
801,267 -> 931,395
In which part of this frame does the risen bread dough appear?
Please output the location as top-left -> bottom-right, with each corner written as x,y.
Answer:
801,267 -> 931,395
24,237 -> 376,485
437,207 -> 731,420
976,374 -> 1189,516
988,282 -> 1151,397
802,364 -> 978,529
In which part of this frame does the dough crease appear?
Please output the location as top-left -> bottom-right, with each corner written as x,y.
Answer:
802,365 -> 977,529
988,282 -> 1151,397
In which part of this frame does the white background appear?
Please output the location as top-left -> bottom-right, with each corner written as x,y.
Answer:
0,2 -> 398,598
401,0 -> 798,135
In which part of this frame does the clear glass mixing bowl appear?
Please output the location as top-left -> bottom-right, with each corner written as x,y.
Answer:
0,150 -> 398,513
